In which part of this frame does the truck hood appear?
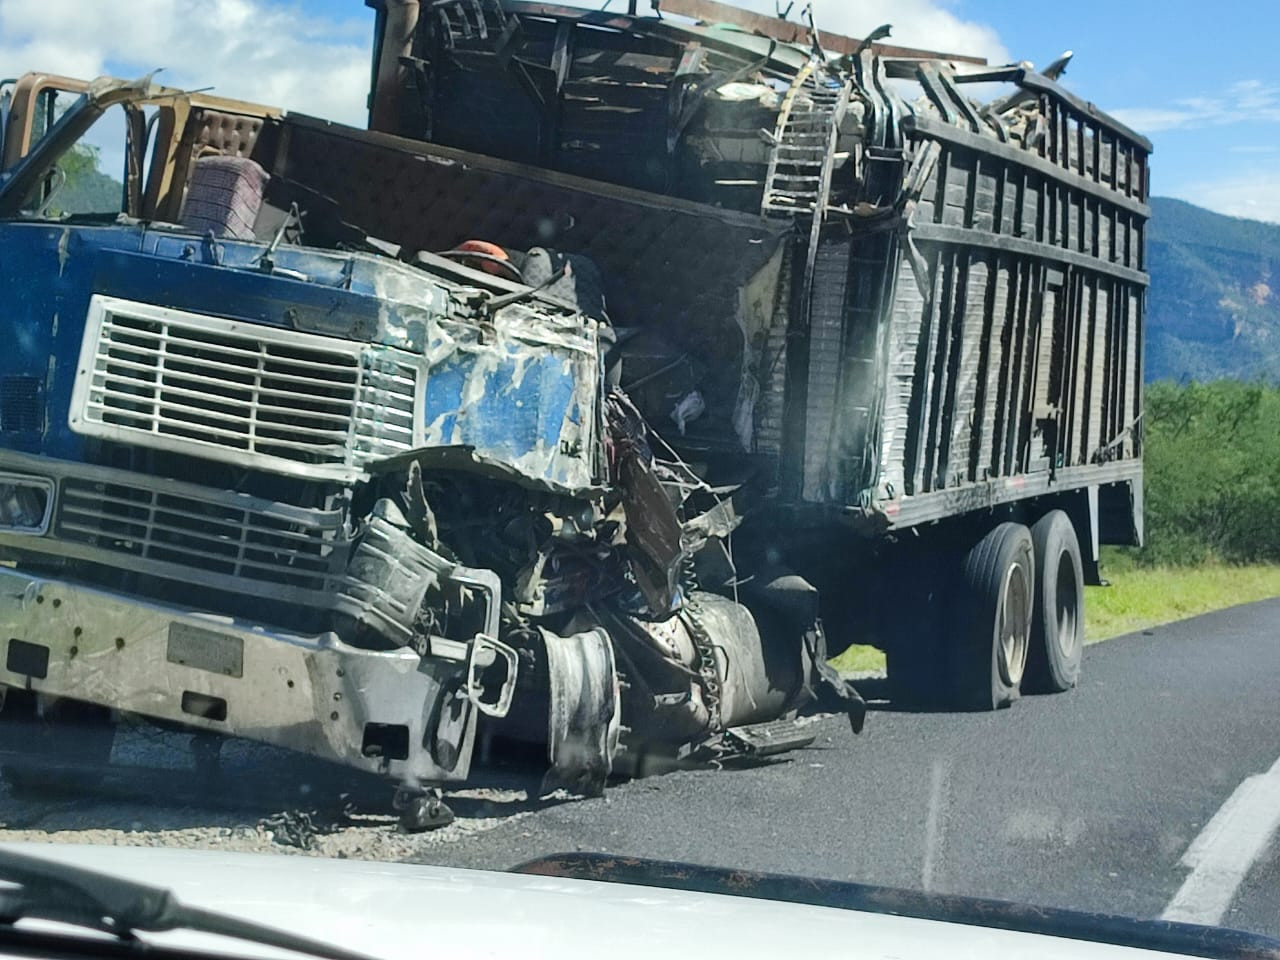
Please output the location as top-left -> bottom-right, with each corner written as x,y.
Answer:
0,843 -> 1206,960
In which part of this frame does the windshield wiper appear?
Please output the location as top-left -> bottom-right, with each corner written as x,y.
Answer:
0,847 -> 378,960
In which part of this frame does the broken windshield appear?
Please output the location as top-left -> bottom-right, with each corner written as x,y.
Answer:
13,103 -> 127,219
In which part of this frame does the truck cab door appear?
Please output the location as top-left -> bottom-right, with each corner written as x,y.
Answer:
0,74 -> 89,174
0,73 -> 163,221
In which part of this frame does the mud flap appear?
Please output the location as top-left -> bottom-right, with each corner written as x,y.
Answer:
540,626 -> 620,798
742,568 -> 867,734
804,623 -> 867,734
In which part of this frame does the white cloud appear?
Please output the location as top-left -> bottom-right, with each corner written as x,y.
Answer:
1169,171 -> 1280,225
1230,79 -> 1280,114
789,0 -> 1008,65
663,0 -> 1009,66
0,0 -> 373,127
1113,79 -> 1280,134
1109,107 -> 1201,133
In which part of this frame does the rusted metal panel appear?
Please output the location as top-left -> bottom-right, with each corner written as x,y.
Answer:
0,72 -> 87,172
369,0 -> 420,132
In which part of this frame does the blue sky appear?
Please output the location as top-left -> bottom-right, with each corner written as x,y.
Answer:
2,0 -> 1277,221
961,0 -> 1280,221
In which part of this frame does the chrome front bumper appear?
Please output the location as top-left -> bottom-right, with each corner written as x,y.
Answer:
0,567 -> 486,784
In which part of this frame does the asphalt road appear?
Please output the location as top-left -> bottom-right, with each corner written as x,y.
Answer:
411,598 -> 1280,939
1,599 -> 1276,941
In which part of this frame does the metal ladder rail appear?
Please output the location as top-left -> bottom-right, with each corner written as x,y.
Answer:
761,62 -> 845,218
761,62 -> 851,303
799,75 -> 852,314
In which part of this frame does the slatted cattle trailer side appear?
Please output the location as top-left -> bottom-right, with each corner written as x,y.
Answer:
786,61 -> 1150,708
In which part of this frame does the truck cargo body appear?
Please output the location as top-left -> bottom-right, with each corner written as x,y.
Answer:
366,0 -> 1148,541
0,0 -> 1149,803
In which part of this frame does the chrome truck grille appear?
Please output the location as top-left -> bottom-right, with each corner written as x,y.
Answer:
0,449 -> 353,607
70,296 -> 420,482
55,475 -> 346,595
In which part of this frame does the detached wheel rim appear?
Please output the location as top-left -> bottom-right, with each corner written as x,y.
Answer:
998,559 -> 1031,687
1054,548 -> 1082,659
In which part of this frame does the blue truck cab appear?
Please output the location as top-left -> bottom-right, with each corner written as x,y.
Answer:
0,71 -> 857,811
0,74 -> 619,796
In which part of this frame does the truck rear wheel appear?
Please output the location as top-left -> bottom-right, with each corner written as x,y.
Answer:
950,522 -> 1033,711
1024,510 -> 1084,693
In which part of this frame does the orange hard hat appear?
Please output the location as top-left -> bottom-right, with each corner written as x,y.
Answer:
457,239 -> 511,276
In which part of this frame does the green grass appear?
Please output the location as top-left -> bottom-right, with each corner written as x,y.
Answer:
829,643 -> 887,675
828,560 -> 1280,676
1083,562 -> 1280,642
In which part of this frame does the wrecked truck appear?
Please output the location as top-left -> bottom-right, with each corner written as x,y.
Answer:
0,0 -> 1148,816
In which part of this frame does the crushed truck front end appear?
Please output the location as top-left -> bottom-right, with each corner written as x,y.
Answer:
0,74 -> 859,800
0,212 -> 605,784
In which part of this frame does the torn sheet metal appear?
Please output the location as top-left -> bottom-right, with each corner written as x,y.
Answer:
59,226 -> 604,494
0,75 -> 163,214
681,592 -> 795,730
416,303 -> 603,494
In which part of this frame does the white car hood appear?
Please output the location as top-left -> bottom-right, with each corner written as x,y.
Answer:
0,843 -> 1180,960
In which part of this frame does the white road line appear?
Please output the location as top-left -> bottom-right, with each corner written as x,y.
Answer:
920,759 -> 948,892
1161,754 -> 1280,926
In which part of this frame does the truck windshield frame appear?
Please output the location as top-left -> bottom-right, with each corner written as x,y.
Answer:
0,75 -> 163,219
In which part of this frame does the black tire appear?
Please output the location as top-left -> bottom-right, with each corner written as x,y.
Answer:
1024,510 -> 1084,693
949,522 -> 1034,711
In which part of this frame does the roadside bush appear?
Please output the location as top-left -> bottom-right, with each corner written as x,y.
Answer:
1137,380 -> 1280,565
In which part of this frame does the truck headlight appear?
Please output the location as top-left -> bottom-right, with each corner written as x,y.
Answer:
0,474 -> 53,535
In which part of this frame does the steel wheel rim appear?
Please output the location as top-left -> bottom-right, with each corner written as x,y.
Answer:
998,559 -> 1030,687
1054,548 -> 1082,659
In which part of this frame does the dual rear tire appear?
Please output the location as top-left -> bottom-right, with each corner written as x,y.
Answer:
1025,510 -> 1085,693
887,510 -> 1084,710
951,521 -> 1034,710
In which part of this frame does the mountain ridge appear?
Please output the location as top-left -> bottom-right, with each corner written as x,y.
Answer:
1146,196 -> 1280,382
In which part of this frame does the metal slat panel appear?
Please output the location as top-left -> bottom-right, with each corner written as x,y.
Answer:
879,259 -> 925,495
800,239 -> 852,502
922,251 -> 960,492
976,257 -> 1010,480
947,256 -> 988,485
852,65 -> 1147,524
